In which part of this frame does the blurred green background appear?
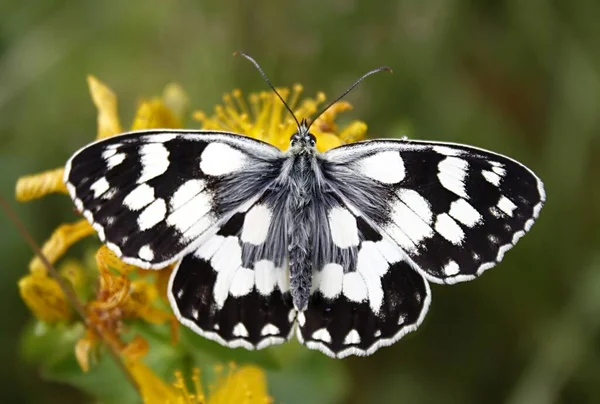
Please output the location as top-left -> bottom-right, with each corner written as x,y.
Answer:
2,0 -> 600,403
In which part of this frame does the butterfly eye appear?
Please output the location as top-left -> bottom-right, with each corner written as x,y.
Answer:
308,133 -> 316,146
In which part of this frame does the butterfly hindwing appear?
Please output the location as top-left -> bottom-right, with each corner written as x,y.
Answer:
64,130 -> 283,268
298,205 -> 430,358
324,139 -> 545,284
168,193 -> 296,349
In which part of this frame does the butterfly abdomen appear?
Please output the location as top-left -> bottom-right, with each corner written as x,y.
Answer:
285,155 -> 315,310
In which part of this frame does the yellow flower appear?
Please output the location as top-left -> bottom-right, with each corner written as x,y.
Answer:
18,272 -> 72,323
194,85 -> 367,152
161,364 -> 271,404
75,246 -> 176,371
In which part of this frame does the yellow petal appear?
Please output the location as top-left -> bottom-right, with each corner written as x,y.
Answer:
131,99 -> 181,131
87,75 -> 123,139
121,336 -> 150,362
162,83 -> 189,119
58,259 -> 87,293
95,245 -> 139,275
208,365 -> 271,404
127,360 -> 179,404
339,120 -> 367,144
314,132 -> 344,152
75,333 -> 95,372
29,219 -> 95,275
15,167 -> 68,201
18,273 -> 72,323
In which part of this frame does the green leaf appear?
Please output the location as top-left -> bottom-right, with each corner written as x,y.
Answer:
267,340 -> 349,404
43,350 -> 140,404
20,320 -> 84,367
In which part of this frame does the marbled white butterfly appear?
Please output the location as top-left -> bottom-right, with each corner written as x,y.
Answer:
64,54 -> 545,358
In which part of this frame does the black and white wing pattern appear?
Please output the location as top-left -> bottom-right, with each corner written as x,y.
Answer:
168,195 -> 296,349
296,138 -> 544,357
64,129 -> 295,349
325,139 -> 545,284
297,198 -> 431,358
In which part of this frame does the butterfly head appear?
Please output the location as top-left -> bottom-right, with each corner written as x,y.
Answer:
289,118 -> 316,154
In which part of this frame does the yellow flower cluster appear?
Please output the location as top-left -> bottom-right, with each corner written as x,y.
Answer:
15,75 -> 368,403
194,85 -> 367,152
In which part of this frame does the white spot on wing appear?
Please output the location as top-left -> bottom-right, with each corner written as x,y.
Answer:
482,169 -> 501,186
200,142 -> 247,176
318,263 -> 344,299
433,145 -> 463,156
375,238 -> 403,263
254,260 -> 277,296
358,151 -> 405,184
391,199 -> 434,245
124,184 -> 155,211
194,235 -> 226,260
342,272 -> 368,302
438,157 -> 469,198
449,198 -> 482,227
101,148 -> 117,161
138,198 -> 167,230
261,324 -> 280,336
356,242 -> 386,313
229,267 -> 255,297
171,180 -> 205,210
344,329 -> 361,345
497,195 -> 517,217
138,143 -> 170,183
167,191 -> 212,234
328,207 -> 359,248
434,213 -> 465,245
212,237 -> 242,307
185,216 -> 214,240
90,177 -> 110,198
396,189 -> 433,224
443,260 -> 460,276
384,224 -> 416,252
138,245 -> 154,261
106,153 -> 126,169
144,133 -> 176,143
241,204 -> 271,245
312,328 -> 332,343
232,323 -> 249,337
277,264 -> 290,293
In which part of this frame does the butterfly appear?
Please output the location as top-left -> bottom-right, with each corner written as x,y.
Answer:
64,54 -> 545,358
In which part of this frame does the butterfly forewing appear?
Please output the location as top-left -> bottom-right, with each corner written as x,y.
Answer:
64,130 -> 282,268
324,139 -> 545,284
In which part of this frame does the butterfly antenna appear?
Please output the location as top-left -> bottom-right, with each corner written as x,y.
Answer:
308,66 -> 392,131
234,51 -> 302,129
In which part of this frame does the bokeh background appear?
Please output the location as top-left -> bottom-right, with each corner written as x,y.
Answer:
2,0 -> 600,403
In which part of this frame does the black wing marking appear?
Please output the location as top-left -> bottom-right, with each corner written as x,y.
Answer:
64,130 -> 283,269
323,139 -> 545,284
298,209 -> 430,357
168,202 -> 295,349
